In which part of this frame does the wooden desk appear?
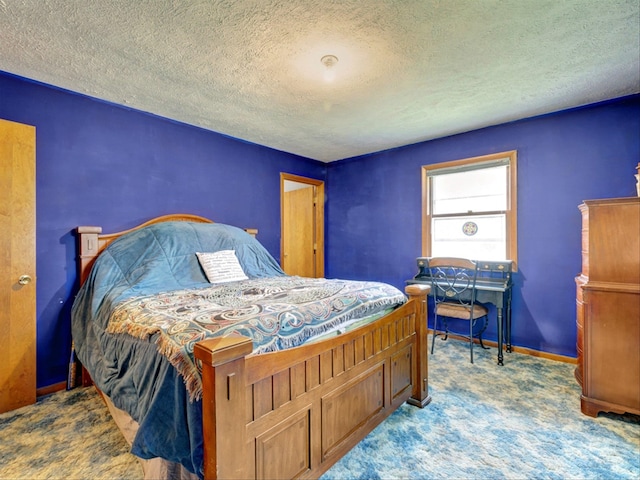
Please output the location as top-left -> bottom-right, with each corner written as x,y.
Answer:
408,258 -> 513,365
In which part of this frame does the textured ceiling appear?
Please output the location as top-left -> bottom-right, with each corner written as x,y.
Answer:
1,1 -> 639,162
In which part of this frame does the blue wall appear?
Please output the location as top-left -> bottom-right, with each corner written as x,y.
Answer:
0,71 -> 326,390
325,95 -> 640,358
2,69 -> 638,389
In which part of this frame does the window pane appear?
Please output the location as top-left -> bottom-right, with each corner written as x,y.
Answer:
431,214 -> 506,261
432,165 -> 507,215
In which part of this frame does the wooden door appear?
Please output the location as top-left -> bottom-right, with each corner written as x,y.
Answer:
283,186 -> 315,277
0,118 -> 36,413
281,174 -> 324,278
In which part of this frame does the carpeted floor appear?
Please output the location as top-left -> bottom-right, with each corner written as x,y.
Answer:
1,338 -> 638,480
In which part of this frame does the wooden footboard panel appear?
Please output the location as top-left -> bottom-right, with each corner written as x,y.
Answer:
194,285 -> 430,480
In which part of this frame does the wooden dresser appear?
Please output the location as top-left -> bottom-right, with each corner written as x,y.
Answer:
575,197 -> 640,417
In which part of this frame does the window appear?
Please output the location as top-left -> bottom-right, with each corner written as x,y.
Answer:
422,151 -> 518,268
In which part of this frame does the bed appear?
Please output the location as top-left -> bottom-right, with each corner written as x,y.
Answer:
71,214 -> 431,480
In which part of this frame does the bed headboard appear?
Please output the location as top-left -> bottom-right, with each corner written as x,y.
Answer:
75,214 -> 258,285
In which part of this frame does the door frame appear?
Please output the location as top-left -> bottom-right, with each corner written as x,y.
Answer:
280,173 -> 325,277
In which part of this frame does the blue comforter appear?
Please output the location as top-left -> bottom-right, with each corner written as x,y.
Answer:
71,221 -> 405,477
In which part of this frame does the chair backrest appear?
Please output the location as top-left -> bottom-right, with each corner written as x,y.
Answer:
426,257 -> 480,308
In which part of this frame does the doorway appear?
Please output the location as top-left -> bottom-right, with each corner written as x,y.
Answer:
280,173 -> 324,277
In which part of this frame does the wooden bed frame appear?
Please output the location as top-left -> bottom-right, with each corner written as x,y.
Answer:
75,214 -> 431,480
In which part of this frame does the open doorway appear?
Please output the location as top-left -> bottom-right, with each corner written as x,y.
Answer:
280,173 -> 325,277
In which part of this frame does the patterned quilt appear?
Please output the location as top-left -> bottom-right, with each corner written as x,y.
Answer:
106,276 -> 406,400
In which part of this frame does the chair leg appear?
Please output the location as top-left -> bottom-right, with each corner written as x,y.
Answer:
469,318 -> 474,364
476,316 -> 490,349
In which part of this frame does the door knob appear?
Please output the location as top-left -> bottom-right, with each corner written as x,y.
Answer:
18,275 -> 32,285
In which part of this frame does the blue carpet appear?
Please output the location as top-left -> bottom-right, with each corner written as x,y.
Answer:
321,338 -> 640,479
1,337 -> 638,479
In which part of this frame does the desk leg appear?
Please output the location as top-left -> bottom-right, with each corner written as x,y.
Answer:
496,307 -> 504,366
506,297 -> 512,353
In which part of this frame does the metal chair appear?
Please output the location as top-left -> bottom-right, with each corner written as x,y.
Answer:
427,257 -> 489,363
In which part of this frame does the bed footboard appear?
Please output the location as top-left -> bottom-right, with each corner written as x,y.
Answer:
194,285 -> 430,480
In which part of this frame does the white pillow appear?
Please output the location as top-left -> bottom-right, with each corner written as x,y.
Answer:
196,250 -> 248,284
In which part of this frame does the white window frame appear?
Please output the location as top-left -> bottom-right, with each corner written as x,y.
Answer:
422,150 -> 518,270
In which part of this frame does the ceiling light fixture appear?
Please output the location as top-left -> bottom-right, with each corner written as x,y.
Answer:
321,55 -> 338,82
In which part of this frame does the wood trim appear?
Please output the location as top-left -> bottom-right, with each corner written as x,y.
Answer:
508,344 -> 576,364
421,167 -> 430,258
315,183 -> 325,278
582,196 -> 640,207
507,152 -> 518,270
280,173 -> 325,278
582,280 -> 640,294
432,331 -> 577,364
421,150 -> 518,270
281,173 -> 324,186
36,381 -> 68,398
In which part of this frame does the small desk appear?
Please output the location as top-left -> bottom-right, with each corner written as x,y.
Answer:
407,258 -> 513,365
